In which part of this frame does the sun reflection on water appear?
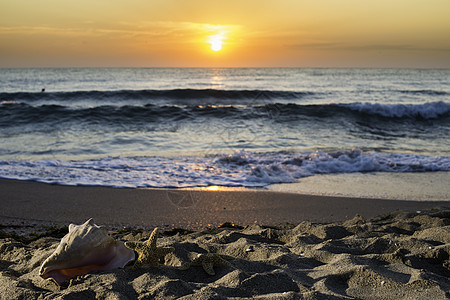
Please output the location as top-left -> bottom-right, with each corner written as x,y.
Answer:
210,69 -> 224,88
205,185 -> 220,191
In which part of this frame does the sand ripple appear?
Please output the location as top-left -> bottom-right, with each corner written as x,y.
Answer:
0,209 -> 449,299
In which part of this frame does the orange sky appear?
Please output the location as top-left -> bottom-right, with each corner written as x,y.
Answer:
1,0 -> 449,68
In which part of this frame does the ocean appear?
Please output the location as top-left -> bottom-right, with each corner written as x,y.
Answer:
0,68 -> 449,197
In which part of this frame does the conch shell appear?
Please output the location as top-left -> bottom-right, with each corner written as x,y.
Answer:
39,219 -> 135,283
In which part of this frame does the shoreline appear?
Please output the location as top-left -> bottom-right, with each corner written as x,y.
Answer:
268,172 -> 450,201
1,178 -> 448,231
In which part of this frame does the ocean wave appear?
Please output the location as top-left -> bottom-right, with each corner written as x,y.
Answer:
0,103 -> 188,126
342,101 -> 450,119
0,150 -> 448,188
0,88 -> 314,103
398,89 -> 448,96
2,100 -> 448,127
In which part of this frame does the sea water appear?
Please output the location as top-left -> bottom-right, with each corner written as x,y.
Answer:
0,68 -> 449,197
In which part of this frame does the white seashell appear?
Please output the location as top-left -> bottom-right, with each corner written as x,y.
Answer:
39,219 -> 135,283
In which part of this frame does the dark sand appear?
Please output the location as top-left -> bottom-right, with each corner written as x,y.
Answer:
0,179 -> 448,231
0,179 -> 449,299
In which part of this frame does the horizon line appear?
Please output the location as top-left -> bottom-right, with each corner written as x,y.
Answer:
2,66 -> 450,70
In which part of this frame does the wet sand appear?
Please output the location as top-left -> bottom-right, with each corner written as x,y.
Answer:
0,179 -> 448,231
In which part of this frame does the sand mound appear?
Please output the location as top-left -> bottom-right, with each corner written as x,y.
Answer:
0,209 -> 449,299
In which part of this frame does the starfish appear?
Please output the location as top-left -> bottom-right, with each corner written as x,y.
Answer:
124,228 -> 174,268
180,253 -> 233,276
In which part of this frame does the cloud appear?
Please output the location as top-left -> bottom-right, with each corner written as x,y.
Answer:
0,21 -> 241,42
286,42 -> 339,50
286,42 -> 450,52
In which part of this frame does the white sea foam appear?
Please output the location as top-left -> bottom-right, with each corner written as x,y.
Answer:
0,150 -> 448,188
343,101 -> 450,119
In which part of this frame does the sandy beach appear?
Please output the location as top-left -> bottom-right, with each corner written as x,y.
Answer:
0,179 -> 449,299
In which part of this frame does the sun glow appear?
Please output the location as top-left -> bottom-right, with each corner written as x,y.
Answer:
207,30 -> 227,52
210,39 -> 223,51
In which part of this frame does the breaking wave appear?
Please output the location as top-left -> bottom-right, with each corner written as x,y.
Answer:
0,150 -> 448,188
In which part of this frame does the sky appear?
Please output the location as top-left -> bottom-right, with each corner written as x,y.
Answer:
1,0 -> 449,68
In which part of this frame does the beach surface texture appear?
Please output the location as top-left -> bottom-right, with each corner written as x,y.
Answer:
0,179 -> 449,299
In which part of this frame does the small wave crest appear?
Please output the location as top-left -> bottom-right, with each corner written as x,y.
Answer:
398,89 -> 448,96
342,101 -> 450,119
0,88 -> 313,103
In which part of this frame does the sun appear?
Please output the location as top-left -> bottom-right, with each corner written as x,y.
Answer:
210,39 -> 223,51
208,33 -> 225,52
204,25 -> 235,53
